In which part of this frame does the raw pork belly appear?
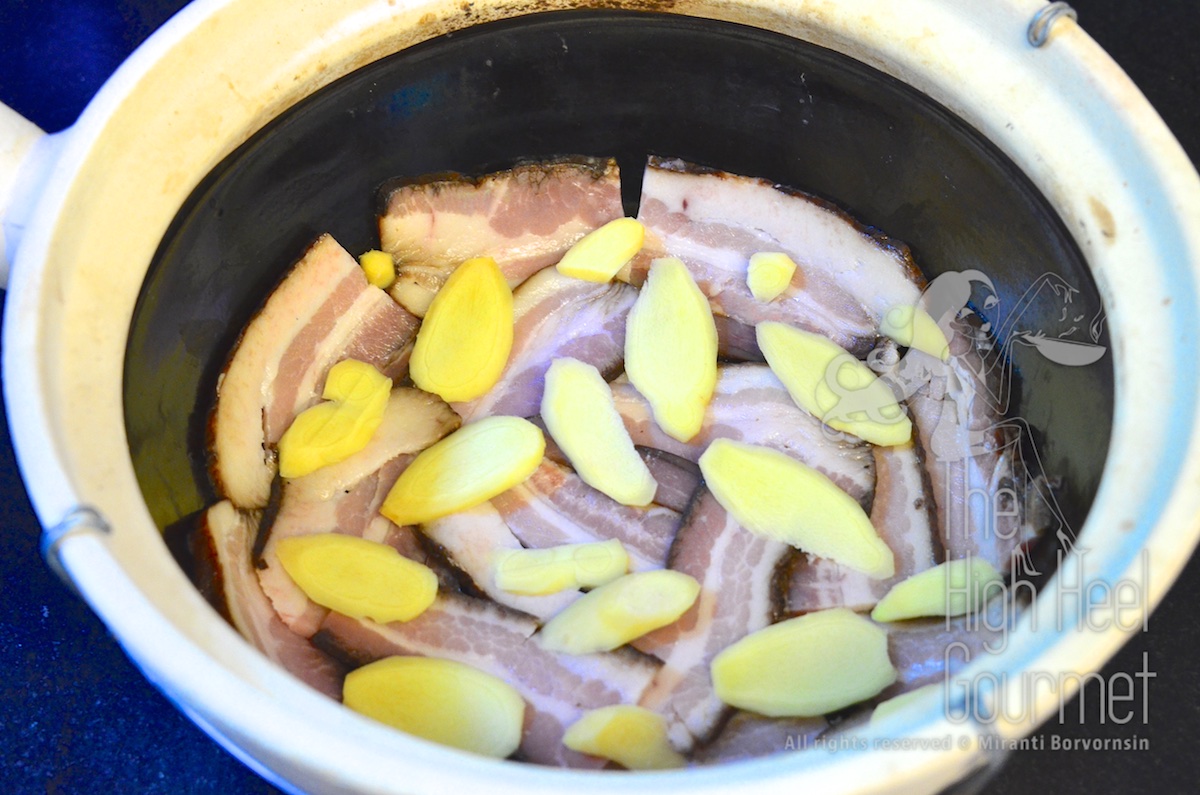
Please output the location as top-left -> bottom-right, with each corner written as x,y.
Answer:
188,153 -> 1051,769
637,491 -> 792,752
199,501 -> 345,699
634,157 -> 923,357
254,389 -> 459,637
315,592 -> 660,768
786,441 -> 940,614
491,459 -> 681,572
452,266 -> 635,423
210,234 -> 417,509
379,157 -> 624,316
611,364 -> 875,504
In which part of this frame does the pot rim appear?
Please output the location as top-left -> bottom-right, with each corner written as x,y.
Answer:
6,0 -> 1200,792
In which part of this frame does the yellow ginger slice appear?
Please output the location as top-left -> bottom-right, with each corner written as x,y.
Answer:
381,415 -> 545,525
278,359 -> 392,478
541,357 -> 657,506
711,608 -> 897,717
624,257 -> 718,442
343,656 -> 525,758
757,320 -> 911,446
359,249 -> 396,289
410,256 -> 514,402
870,557 -> 1003,622
699,438 -> 894,579
493,539 -> 630,596
555,217 -> 645,282
275,534 -> 437,623
870,683 -> 943,725
879,304 -> 950,360
538,569 -> 700,654
746,251 -> 797,302
288,388 -> 461,502
563,705 -> 686,770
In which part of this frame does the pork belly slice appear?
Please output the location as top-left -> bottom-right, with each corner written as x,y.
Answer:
361,516 -> 463,593
422,454 -> 694,621
712,314 -> 766,362
257,456 -> 411,637
279,387 -> 460,502
693,712 -> 828,765
805,606 -> 1009,743
422,503 -> 581,623
452,267 -> 636,423
785,441 -> 940,614
612,364 -> 875,504
491,459 -> 681,571
314,592 -> 660,768
881,597 -> 1009,702
885,320 -> 1032,573
529,418 -> 699,513
637,447 -> 702,513
636,490 -> 792,752
201,500 -> 345,699
527,415 -> 569,465
210,234 -> 419,509
914,390 -> 1024,573
256,389 -> 460,637
379,157 -> 624,317
634,158 -> 923,355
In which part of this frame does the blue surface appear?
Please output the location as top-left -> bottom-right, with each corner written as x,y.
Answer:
0,1 -> 1197,793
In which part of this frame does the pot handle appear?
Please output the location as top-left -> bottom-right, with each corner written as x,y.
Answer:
0,102 -> 66,290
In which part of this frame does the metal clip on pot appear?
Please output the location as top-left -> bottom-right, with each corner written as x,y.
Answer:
1027,2 -> 1077,47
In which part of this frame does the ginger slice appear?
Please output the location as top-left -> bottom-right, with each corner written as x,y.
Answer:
343,656 -> 525,758
624,257 -> 718,442
277,359 -> 393,478
870,557 -> 1003,622
275,534 -> 437,623
699,438 -> 894,579
492,539 -> 630,596
537,569 -> 700,655
879,304 -> 950,360
555,217 -> 645,283
381,415 -> 545,526
410,256 -> 514,402
541,357 -> 657,506
358,249 -> 396,289
746,251 -> 797,302
757,320 -> 912,446
711,608 -> 897,717
870,683 -> 943,725
562,705 -> 685,770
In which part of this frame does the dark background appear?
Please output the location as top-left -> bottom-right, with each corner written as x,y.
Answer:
0,1 -> 1195,792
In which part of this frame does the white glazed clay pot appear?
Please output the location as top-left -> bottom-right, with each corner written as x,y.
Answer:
3,1 -> 1199,793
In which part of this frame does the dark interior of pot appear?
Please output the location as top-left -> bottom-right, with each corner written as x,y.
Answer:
124,10 -> 1112,576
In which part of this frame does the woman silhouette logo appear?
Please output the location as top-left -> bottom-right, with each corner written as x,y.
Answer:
821,269 -> 1105,576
